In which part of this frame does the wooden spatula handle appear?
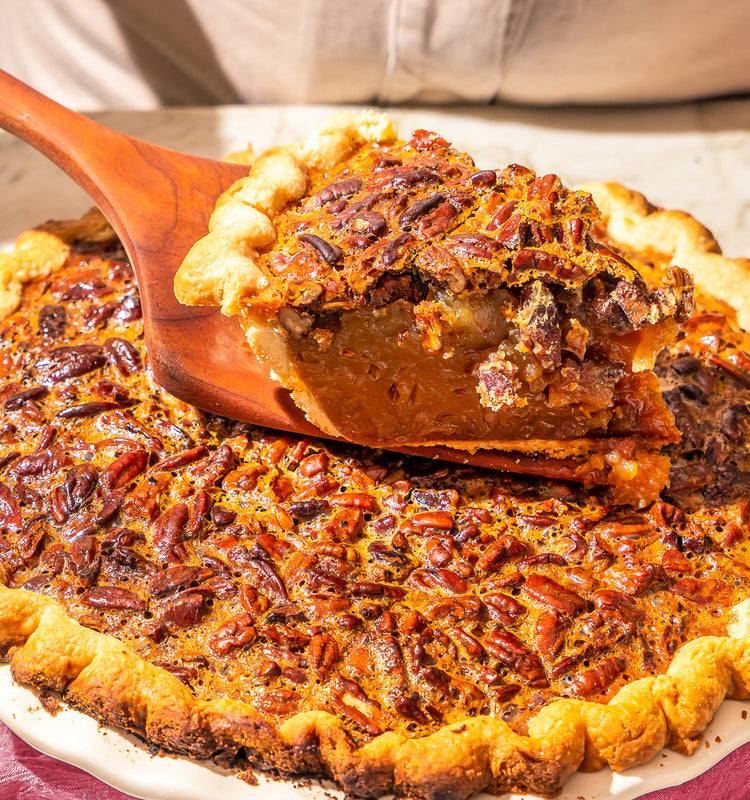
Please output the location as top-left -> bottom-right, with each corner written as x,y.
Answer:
0,69 -> 140,223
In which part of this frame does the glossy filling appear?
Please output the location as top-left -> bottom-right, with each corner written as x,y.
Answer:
243,131 -> 690,456
0,233 -> 747,751
254,291 -> 676,447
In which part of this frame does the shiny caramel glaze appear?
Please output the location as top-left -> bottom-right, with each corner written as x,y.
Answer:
255,131 -> 685,321
0,225 -> 748,751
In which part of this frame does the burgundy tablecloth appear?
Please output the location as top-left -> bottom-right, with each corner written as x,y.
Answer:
0,721 -> 747,800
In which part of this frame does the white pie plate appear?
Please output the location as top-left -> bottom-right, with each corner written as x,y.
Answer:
0,665 -> 748,800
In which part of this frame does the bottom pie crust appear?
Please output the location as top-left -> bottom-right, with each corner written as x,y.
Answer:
0,180 -> 749,799
0,573 -> 748,799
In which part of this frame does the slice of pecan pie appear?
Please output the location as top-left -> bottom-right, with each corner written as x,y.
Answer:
0,192 -> 749,800
175,113 -> 693,506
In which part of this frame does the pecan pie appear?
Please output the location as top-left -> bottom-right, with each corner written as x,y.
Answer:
0,184 -> 749,800
175,113 -> 694,506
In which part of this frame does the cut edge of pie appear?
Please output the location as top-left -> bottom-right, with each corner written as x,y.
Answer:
174,114 -> 695,506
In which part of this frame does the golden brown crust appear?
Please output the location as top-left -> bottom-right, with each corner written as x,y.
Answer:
0,208 -> 114,319
0,205 -> 746,796
174,111 -> 398,315
2,576 -> 749,798
583,181 -> 750,330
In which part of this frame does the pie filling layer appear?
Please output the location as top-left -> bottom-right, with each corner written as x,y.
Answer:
0,212 -> 749,799
175,116 -> 694,503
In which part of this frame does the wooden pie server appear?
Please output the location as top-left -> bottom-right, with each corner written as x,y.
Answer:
0,69 -> 612,482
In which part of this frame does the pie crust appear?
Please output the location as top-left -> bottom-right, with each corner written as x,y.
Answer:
0,161 -> 748,799
1,575 -> 749,799
174,114 -> 694,506
586,181 -> 750,331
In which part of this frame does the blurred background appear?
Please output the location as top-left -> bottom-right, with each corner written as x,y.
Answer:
2,0 -> 750,110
